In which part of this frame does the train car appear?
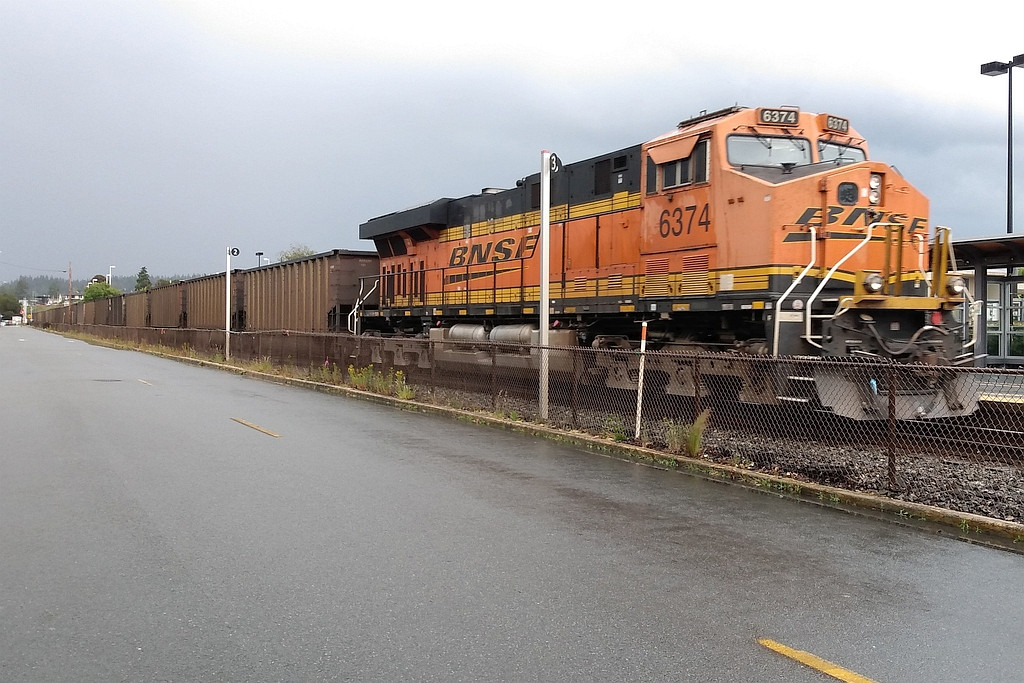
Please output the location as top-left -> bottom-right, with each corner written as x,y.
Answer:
124,290 -> 148,328
182,271 -> 245,330
81,298 -> 101,326
356,106 -> 977,419
149,281 -> 185,328
245,249 -> 379,332
108,294 -> 126,326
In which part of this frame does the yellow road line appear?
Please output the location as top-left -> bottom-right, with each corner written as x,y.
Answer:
138,379 -> 152,386
758,639 -> 878,683
231,418 -> 281,438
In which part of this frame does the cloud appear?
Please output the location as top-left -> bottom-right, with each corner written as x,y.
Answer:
1,0 -> 1021,285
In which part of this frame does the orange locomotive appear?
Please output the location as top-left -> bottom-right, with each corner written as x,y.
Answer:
356,106 -> 976,419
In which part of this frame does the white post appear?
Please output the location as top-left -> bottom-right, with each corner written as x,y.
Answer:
634,321 -> 648,441
225,248 -> 231,360
539,150 -> 552,420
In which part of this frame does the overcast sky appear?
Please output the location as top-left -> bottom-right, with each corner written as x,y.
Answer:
2,0 -> 1023,284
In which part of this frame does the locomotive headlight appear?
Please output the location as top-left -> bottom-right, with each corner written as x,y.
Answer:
868,174 -> 882,205
863,273 -> 884,293
946,276 -> 966,296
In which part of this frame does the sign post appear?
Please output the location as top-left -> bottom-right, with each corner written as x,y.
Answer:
539,151 -> 559,420
226,247 -> 239,359
634,321 -> 649,441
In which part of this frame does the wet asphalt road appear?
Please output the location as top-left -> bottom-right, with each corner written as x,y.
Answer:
2,327 -> 1024,682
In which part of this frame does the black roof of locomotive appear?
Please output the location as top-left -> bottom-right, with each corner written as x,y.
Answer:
359,198 -> 453,240
357,143 -> 643,242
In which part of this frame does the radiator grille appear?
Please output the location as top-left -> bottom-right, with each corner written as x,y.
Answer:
645,259 -> 670,296
679,254 -> 709,296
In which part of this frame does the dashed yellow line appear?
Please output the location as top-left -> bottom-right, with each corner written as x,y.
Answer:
758,639 -> 878,683
231,418 -> 281,438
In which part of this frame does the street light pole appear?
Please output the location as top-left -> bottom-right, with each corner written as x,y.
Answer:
256,251 -> 263,268
981,54 -> 1024,234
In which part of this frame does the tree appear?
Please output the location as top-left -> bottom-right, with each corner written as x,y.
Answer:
13,276 -> 29,300
83,281 -> 121,301
278,243 -> 317,262
0,291 -> 19,318
135,266 -> 152,291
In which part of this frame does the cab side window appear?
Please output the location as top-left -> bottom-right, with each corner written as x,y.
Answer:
657,139 -> 709,191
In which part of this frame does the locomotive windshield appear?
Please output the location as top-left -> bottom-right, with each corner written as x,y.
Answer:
727,134 -> 867,168
726,135 -> 812,167
819,140 -> 866,163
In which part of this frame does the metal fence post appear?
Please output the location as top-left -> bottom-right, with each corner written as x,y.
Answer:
429,339 -> 436,397
490,343 -> 498,411
571,346 -> 580,428
887,361 -> 898,488
692,358 -> 703,420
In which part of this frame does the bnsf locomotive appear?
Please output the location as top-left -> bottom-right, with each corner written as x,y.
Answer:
355,106 -> 977,419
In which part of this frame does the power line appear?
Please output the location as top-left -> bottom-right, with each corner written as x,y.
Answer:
0,260 -> 67,274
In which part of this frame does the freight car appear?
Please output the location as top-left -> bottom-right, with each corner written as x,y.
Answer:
176,249 -> 379,332
355,106 -> 979,420
34,249 -> 379,333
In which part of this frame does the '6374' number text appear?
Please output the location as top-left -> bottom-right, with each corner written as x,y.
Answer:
658,204 -> 710,237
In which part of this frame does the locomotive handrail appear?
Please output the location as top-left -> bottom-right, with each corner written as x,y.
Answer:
348,277 -> 379,335
771,225 -> 816,357
803,221 -> 895,349
913,233 -> 932,295
963,298 -> 983,352
940,226 -> 981,351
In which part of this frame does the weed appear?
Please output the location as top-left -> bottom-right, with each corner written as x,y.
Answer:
728,454 -> 751,468
394,371 -> 416,399
665,421 -> 686,453
310,362 -> 342,385
687,408 -> 710,456
253,356 -> 275,373
664,409 -> 711,457
346,364 -> 416,399
348,364 -> 373,390
602,415 -> 628,442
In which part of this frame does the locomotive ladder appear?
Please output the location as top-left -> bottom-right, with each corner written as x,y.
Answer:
801,221 -> 897,349
772,225 -> 816,357
347,277 -> 380,335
